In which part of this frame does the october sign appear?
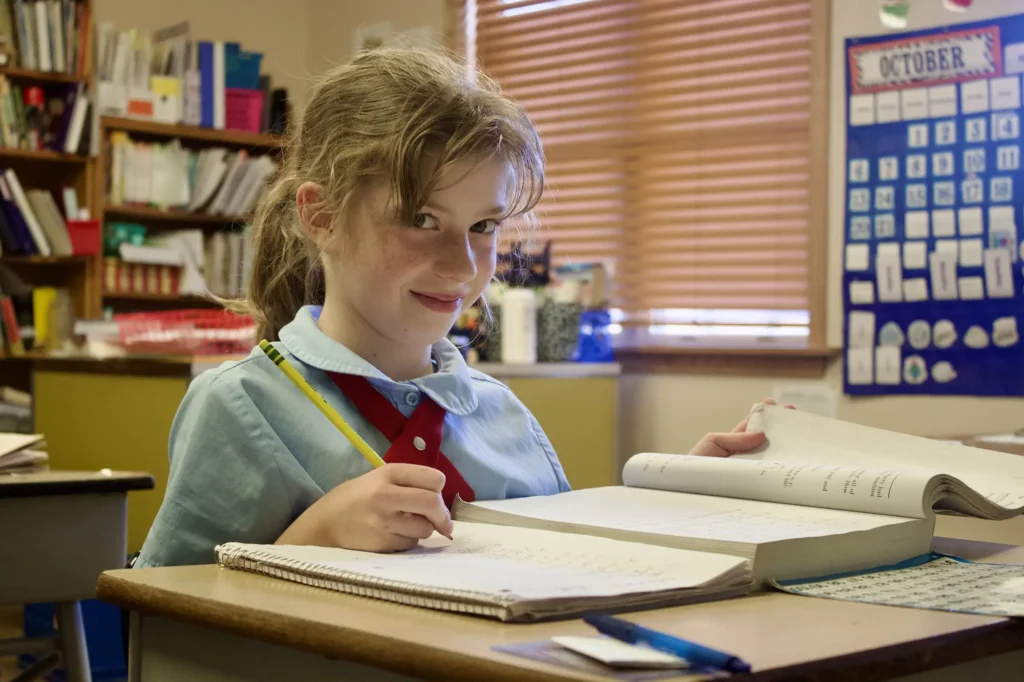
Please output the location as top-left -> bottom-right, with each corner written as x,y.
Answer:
849,27 -> 1002,93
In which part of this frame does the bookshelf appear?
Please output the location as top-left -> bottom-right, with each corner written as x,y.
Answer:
0,0 -> 97,326
97,115 -> 282,314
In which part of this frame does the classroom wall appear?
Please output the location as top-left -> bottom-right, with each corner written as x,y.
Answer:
95,0 -> 312,106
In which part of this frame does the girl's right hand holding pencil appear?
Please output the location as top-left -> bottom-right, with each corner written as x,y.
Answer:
275,464 -> 455,552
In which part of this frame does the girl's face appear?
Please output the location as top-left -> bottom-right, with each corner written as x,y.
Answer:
325,156 -> 510,355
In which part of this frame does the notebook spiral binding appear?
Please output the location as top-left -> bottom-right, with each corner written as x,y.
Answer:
215,543 -> 519,620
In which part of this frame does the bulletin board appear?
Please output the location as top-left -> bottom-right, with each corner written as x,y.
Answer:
843,13 -> 1024,396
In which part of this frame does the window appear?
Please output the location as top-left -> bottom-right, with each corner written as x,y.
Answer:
454,0 -> 829,348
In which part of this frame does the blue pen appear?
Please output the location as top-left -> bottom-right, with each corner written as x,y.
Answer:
583,613 -> 751,674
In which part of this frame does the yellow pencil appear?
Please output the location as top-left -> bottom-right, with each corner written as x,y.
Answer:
258,339 -> 386,469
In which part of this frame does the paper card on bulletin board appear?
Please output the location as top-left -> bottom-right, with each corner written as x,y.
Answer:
842,12 -> 1024,396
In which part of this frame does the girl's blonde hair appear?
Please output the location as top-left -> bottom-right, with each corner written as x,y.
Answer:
235,48 -> 545,341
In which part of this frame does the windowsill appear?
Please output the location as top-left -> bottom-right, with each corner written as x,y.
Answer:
615,344 -> 841,377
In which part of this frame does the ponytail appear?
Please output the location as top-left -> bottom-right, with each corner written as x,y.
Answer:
226,156 -> 325,342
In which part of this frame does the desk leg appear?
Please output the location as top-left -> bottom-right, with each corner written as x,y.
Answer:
55,602 -> 92,682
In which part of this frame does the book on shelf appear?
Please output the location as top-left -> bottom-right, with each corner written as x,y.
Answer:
0,0 -> 88,75
0,73 -> 89,153
0,167 -> 77,256
106,132 -> 277,216
96,21 -> 284,134
452,403 -> 1024,585
102,226 -> 253,299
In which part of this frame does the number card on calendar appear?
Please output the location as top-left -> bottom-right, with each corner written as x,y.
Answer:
843,14 -> 1024,397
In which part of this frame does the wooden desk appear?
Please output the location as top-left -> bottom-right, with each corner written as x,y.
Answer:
98,538 -> 1024,682
1,470 -> 154,682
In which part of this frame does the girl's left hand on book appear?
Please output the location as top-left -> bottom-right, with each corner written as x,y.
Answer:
689,397 -> 795,458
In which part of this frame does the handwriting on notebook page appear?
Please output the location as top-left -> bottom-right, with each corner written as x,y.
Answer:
259,524 -> 746,601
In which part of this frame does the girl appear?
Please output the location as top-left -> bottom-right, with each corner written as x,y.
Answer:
135,48 -> 771,568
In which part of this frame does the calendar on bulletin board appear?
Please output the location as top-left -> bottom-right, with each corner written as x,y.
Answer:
843,13 -> 1024,396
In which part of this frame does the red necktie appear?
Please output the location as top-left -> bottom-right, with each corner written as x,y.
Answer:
325,372 -> 475,508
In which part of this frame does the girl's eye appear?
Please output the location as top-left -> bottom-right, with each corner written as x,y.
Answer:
471,219 -> 500,235
412,213 -> 438,229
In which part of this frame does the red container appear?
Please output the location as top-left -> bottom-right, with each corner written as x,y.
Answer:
67,219 -> 101,255
225,88 -> 265,133
113,309 -> 256,356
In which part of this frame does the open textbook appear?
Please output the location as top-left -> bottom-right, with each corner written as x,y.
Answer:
454,403 -> 1024,584
215,522 -> 751,622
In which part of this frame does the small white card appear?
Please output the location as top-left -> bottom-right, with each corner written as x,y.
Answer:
997,144 -> 1020,171
875,345 -> 901,386
932,151 -> 955,176
930,250 -> 959,301
935,239 -> 959,255
932,209 -> 956,237
989,205 -> 1016,229
877,254 -> 903,302
875,213 -> 896,239
876,91 -> 901,123
964,147 -> 986,173
929,85 -> 958,117
850,94 -> 876,126
850,216 -> 872,240
966,116 -> 988,142
847,347 -> 874,386
849,158 -> 870,183
958,207 -> 984,236
985,248 -> 1015,298
903,241 -> 928,270
961,79 -> 990,114
875,186 -> 896,210
877,242 -> 901,260
905,211 -> 930,239
848,311 -> 876,349
993,112 -> 1020,140
879,156 -> 900,181
907,154 -> 928,178
903,277 -> 929,302
990,75 -> 1022,111
1008,43 -> 1024,75
845,244 -> 870,271
959,276 -> 985,300
849,188 -> 871,212
960,238 -> 984,267
907,125 -> 929,149
551,637 -> 689,669
933,181 -> 956,207
935,120 -> 957,145
901,88 -> 929,120
849,281 -> 875,305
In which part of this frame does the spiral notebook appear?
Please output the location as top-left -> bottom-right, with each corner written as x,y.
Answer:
215,522 -> 752,622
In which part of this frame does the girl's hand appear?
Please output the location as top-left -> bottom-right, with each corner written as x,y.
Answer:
276,464 -> 454,552
689,397 -> 796,458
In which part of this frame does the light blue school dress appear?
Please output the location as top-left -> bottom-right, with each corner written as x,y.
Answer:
135,305 -> 571,568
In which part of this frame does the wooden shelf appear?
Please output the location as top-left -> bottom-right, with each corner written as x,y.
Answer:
103,292 -> 221,306
0,66 -> 86,84
101,116 -> 281,149
0,147 -> 88,164
1,254 -> 91,264
104,205 -> 248,226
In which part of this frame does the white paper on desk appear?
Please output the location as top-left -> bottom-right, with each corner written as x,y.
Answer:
876,254 -> 903,302
846,347 -> 873,386
958,276 -> 985,301
903,242 -> 928,270
960,238 -> 984,267
962,79 -> 990,114
875,346 -> 901,386
849,281 -> 875,305
901,89 -> 929,120
932,210 -> 956,237
848,311 -> 876,349
850,94 -> 876,126
903,278 -> 929,302
929,85 -> 958,117
930,251 -> 959,301
959,207 -> 984,236
0,433 -> 44,458
905,211 -> 930,239
984,249 -> 1015,298
551,637 -> 689,669
991,75 -> 1022,111
876,90 -> 901,123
